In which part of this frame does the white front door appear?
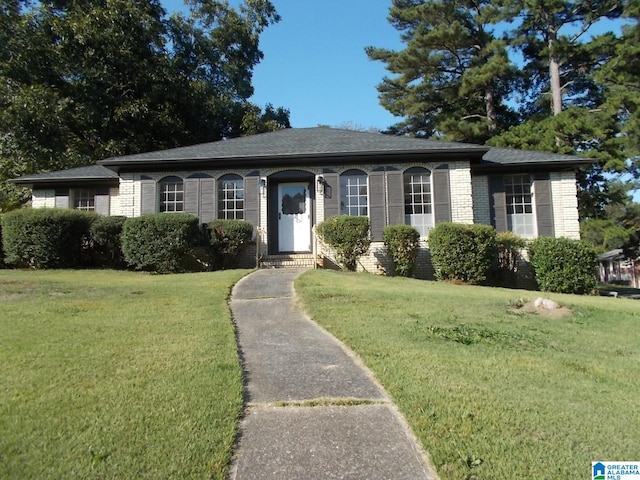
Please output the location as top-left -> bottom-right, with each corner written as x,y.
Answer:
278,183 -> 311,252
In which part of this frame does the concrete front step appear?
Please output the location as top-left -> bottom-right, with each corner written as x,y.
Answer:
260,254 -> 317,269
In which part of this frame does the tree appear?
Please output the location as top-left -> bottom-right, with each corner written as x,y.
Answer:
594,1 -> 640,178
487,0 -> 634,217
497,0 -> 625,116
366,0 -> 519,143
0,0 -> 288,212
580,185 -> 640,256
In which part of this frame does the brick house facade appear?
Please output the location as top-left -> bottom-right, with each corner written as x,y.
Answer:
13,128 -> 590,281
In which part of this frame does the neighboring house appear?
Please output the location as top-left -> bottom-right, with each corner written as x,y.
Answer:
597,249 -> 639,288
11,127 -> 590,279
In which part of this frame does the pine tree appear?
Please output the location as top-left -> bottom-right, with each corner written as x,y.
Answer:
497,0 -> 624,115
366,0 -> 518,143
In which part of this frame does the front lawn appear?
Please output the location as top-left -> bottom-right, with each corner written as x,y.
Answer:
296,270 -> 640,480
0,269 -> 248,479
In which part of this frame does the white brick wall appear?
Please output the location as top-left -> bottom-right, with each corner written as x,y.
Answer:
449,163 -> 474,224
118,173 -> 137,217
551,171 -> 580,239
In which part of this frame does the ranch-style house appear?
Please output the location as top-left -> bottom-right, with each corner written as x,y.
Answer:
12,127 -> 591,281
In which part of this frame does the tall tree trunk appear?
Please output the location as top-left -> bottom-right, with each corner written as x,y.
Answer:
548,27 -> 563,115
485,85 -> 497,133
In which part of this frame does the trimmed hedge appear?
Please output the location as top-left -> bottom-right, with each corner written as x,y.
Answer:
383,224 -> 421,277
316,216 -> 371,271
121,213 -> 199,273
2,208 -> 97,268
90,215 -> 127,269
528,236 -> 598,294
428,222 -> 497,284
207,219 -> 253,269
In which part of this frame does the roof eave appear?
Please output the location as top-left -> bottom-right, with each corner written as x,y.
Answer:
10,177 -> 119,187
473,159 -> 594,174
99,147 -> 490,170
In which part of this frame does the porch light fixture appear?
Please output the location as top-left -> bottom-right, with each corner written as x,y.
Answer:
259,177 -> 267,193
316,175 -> 325,193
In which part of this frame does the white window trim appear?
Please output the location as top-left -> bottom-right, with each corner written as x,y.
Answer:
505,174 -> 537,238
340,171 -> 369,217
218,175 -> 244,220
403,168 -> 434,237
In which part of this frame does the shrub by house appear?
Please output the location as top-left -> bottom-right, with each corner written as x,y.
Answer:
2,208 -> 97,268
428,222 -> 497,284
383,224 -> 421,277
316,216 -> 371,271
121,213 -> 199,273
207,219 -> 253,269
527,236 -> 598,294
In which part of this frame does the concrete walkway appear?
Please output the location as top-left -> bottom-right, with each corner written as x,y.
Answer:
228,269 -> 438,480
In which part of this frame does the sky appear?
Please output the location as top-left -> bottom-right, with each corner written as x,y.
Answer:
162,0 -> 404,131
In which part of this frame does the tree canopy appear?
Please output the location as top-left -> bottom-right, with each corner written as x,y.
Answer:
0,0 -> 289,211
366,0 -> 519,143
369,0 -> 638,224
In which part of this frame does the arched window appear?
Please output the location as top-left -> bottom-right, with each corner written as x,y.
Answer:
159,176 -> 184,212
218,174 -> 244,220
404,167 -> 433,236
340,169 -> 368,216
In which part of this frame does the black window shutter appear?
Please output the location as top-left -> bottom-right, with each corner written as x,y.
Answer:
386,170 -> 404,226
488,175 -> 507,232
534,173 -> 554,237
184,178 -> 199,216
322,172 -> 339,219
368,170 -> 385,241
244,176 -> 259,239
95,193 -> 110,215
199,178 -> 215,224
433,166 -> 451,223
54,188 -> 70,209
140,179 -> 157,214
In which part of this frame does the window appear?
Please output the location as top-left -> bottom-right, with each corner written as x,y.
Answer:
404,168 -> 433,237
73,189 -> 95,211
340,170 -> 368,216
218,174 -> 244,220
505,174 -> 535,237
159,176 -> 184,212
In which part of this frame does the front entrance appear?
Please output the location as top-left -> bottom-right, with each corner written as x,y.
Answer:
277,182 -> 311,252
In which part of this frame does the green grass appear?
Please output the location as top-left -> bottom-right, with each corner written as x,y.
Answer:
295,270 -> 640,480
0,269 -> 249,480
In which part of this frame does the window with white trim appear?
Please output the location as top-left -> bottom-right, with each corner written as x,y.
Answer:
73,189 -> 96,211
403,168 -> 433,237
505,174 -> 535,237
159,176 -> 184,212
340,170 -> 368,216
218,174 -> 244,220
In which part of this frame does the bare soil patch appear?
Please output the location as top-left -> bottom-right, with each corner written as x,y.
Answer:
510,299 -> 573,319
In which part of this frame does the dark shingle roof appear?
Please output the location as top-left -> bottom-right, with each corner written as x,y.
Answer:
10,165 -> 119,185
11,128 -> 594,185
99,127 -> 488,166
483,146 -> 590,166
